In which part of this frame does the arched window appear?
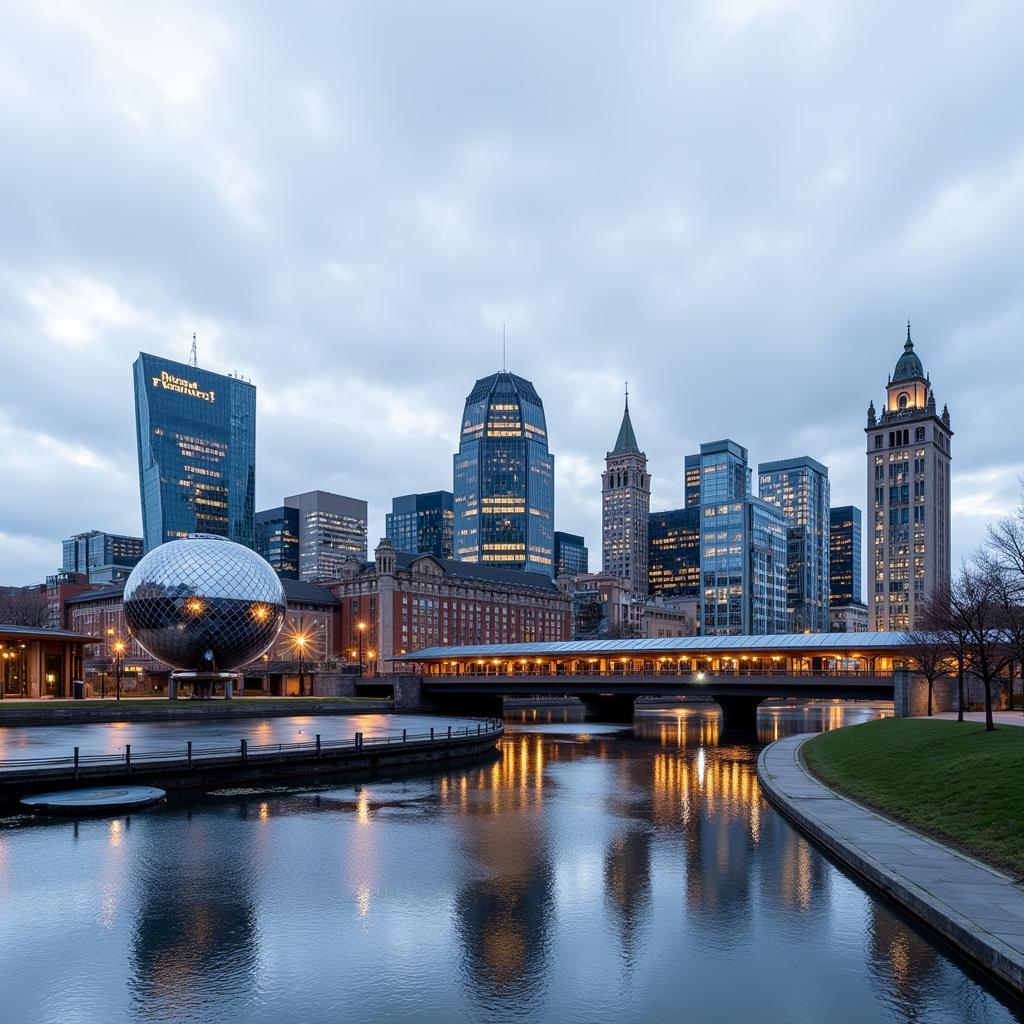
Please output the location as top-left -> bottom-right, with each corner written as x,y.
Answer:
897,392 -> 909,410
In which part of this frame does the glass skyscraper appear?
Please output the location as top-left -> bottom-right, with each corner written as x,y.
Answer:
758,456 -> 831,633
829,505 -> 863,605
62,530 -> 143,583
453,371 -> 554,575
284,490 -> 368,582
386,491 -> 454,558
554,531 -> 589,576
648,507 -> 700,598
255,506 -> 301,579
133,352 -> 255,551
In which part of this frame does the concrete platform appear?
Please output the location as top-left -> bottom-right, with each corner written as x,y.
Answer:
757,733 -> 1024,997
21,785 -> 167,815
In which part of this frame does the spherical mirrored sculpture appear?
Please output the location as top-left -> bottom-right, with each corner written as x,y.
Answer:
123,534 -> 286,673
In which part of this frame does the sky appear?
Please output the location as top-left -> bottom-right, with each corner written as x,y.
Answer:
1,1 -> 1022,587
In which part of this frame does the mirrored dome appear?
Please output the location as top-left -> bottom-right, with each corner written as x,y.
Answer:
123,534 -> 286,672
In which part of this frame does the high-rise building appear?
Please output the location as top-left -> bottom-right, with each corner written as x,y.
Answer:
829,506 -> 863,606
758,457 -> 831,632
255,506 -> 300,579
866,325 -> 952,630
453,371 -> 555,575
684,453 -> 702,508
284,490 -> 368,582
61,530 -> 143,584
648,507 -> 700,598
601,390 -> 650,598
386,491 -> 454,558
692,440 -> 788,635
133,352 -> 256,551
554,531 -> 589,577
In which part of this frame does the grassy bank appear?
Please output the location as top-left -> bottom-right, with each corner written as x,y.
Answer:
803,718 -> 1024,879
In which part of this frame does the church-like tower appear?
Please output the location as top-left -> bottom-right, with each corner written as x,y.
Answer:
602,388 -> 651,599
865,324 -> 952,631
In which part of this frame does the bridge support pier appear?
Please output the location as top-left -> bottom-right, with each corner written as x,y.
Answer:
714,696 -> 762,732
579,694 -> 636,723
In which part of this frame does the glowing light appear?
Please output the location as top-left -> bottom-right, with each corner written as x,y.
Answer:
251,603 -> 270,622
185,598 -> 204,615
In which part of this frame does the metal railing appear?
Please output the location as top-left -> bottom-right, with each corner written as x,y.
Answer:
428,667 -> 895,680
0,720 -> 504,774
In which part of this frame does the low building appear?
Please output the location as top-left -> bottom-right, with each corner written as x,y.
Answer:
641,597 -> 699,638
563,571 -> 638,638
329,539 -> 571,674
830,602 -> 870,633
0,624 -> 95,698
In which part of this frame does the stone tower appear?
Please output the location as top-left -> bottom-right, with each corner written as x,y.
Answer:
865,323 -> 952,631
602,387 -> 651,599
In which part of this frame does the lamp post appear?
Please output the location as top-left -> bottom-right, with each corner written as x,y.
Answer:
113,639 -> 126,701
357,620 -> 367,678
104,628 -> 115,699
295,634 -> 307,696
368,649 -> 376,677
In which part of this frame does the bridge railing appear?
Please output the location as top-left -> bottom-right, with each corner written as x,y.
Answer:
429,667 -> 894,680
0,720 -> 504,773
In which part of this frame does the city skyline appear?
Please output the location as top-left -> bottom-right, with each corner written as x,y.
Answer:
3,5 -> 1023,585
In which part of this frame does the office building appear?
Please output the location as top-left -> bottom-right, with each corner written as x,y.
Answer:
866,325 -> 952,630
285,490 -> 368,582
554,532 -> 589,577
758,457 -> 831,632
693,440 -> 788,636
61,530 -> 143,584
329,539 -> 571,673
133,352 -> 256,551
453,371 -> 555,575
602,390 -> 650,598
684,453 -> 701,508
386,491 -> 454,558
648,507 -> 700,598
255,506 -> 300,579
829,506 -> 863,605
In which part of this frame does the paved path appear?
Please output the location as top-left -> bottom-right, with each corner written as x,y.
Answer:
934,711 -> 1024,728
757,733 -> 1024,995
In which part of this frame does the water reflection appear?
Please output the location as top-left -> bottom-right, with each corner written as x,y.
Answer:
0,702 -> 1018,1024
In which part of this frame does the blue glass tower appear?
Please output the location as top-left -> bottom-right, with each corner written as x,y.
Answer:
453,371 -> 554,575
133,352 -> 256,552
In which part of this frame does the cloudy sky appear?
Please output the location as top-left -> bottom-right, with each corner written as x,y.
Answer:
1,1 -> 1022,586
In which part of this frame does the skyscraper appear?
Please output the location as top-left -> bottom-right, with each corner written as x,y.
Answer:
866,325 -> 952,630
829,506 -> 863,605
758,457 -> 831,632
284,490 -> 368,582
452,371 -> 555,575
601,390 -> 650,598
648,507 -> 700,598
255,506 -> 300,579
554,531 -> 589,576
133,352 -> 255,551
62,530 -> 143,583
386,491 -> 454,558
692,440 -> 788,636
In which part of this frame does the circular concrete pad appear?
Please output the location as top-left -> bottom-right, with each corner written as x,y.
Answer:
21,786 -> 166,816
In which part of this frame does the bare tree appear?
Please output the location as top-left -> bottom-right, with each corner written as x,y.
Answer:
0,586 -> 50,628
906,589 -> 950,717
960,560 -> 1014,732
986,493 -> 1024,712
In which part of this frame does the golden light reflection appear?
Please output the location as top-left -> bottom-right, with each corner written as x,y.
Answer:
109,818 -> 123,848
357,791 -> 370,825
259,801 -> 269,821
356,883 -> 372,918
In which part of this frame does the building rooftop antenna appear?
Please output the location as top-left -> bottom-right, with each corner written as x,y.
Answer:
502,323 -> 507,372
189,332 -> 198,368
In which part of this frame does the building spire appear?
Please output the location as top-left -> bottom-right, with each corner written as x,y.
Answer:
624,380 -> 629,411
189,332 -> 198,368
906,319 -> 913,350
611,386 -> 640,455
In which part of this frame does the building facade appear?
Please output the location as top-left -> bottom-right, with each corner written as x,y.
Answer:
829,505 -> 863,605
866,325 -> 952,630
453,371 -> 555,575
601,392 -> 650,598
830,602 -> 869,633
758,457 -> 831,632
554,532 -> 589,577
694,440 -> 788,636
562,571 -> 636,639
133,352 -> 256,551
386,491 -> 454,558
648,507 -> 700,598
284,490 -> 368,582
62,530 -> 143,584
329,539 -> 570,673
255,506 -> 300,579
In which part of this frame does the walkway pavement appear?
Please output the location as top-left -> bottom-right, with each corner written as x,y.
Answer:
757,733 -> 1024,995
934,710 -> 1024,728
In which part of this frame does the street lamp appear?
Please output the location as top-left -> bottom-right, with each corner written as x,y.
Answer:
357,620 -> 367,678
367,648 -> 376,677
294,633 -> 308,696
113,639 -> 126,701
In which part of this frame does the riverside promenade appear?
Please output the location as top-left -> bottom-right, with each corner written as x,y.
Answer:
757,733 -> 1024,996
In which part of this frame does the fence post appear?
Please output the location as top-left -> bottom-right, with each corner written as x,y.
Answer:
402,728 -> 407,743
187,740 -> 192,769
430,727 -> 434,741
241,738 -> 247,763
355,731 -> 363,750
74,746 -> 79,781
447,725 -> 452,739
316,734 -> 321,758
125,744 -> 131,777
477,724 -> 480,736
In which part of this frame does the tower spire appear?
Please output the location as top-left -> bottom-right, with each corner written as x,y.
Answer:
624,380 -> 629,412
906,319 -> 912,349
189,332 -> 198,368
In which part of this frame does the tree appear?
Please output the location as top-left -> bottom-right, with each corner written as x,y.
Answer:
959,560 -> 1013,732
986,494 -> 1024,712
0,586 -> 50,628
906,589 -> 950,717
941,578 -> 974,724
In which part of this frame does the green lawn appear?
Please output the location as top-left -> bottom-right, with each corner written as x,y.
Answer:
803,718 -> 1024,879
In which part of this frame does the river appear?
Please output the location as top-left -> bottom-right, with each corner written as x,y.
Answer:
0,702 -> 1019,1023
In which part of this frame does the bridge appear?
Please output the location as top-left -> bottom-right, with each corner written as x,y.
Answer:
393,632 -> 926,728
